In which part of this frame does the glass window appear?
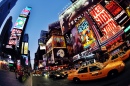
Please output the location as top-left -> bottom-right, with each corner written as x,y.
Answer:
118,52 -> 125,56
78,67 -> 88,73
111,54 -> 118,60
89,66 -> 101,72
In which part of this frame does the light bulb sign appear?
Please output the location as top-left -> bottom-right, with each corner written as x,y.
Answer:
13,17 -> 26,30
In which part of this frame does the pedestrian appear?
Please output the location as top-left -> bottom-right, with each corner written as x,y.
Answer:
14,62 -> 18,79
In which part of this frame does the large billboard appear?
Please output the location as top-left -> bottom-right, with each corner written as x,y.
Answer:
46,37 -> 53,53
89,4 -> 123,44
59,0 -> 100,35
76,17 -> 96,49
46,36 -> 66,53
103,1 -> 129,26
20,6 -> 32,18
52,36 -> 66,48
8,29 -> 22,47
53,48 -> 67,58
13,17 -> 26,30
24,42 -> 28,55
21,42 -> 28,55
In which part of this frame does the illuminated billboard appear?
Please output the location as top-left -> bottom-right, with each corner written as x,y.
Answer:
104,1 -> 129,26
89,4 -> 122,43
53,48 -> 67,58
59,0 -> 100,35
20,6 -> 32,18
52,36 -> 66,48
71,27 -> 83,54
76,18 -> 96,49
21,42 -> 24,54
46,36 -> 66,53
46,37 -> 53,53
13,17 -> 26,30
24,42 -> 28,54
8,29 -> 22,46
21,42 -> 28,54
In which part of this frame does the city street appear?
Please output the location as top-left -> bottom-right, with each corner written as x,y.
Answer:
32,58 -> 130,86
0,69 -> 31,86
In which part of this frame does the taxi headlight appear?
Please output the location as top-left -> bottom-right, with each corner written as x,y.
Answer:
121,63 -> 125,67
56,75 -> 60,77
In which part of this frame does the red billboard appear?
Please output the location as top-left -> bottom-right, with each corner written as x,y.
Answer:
52,36 -> 66,48
89,4 -> 122,43
104,1 -> 129,26
8,29 -> 22,47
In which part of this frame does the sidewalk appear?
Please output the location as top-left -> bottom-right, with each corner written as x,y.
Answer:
23,74 -> 32,86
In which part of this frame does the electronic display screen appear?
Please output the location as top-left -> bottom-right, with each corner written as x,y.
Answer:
13,17 -> 26,30
20,6 -> 32,17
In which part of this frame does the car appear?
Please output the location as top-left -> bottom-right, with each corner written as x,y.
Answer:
48,71 -> 58,78
53,72 -> 66,79
48,71 -> 66,79
67,61 -> 125,82
103,49 -> 130,65
103,54 -> 122,65
61,69 -> 77,77
118,49 -> 130,61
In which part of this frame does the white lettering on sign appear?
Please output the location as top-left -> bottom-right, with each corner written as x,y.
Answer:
89,4 -> 122,43
114,10 -> 125,20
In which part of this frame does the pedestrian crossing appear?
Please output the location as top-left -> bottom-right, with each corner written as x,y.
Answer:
32,74 -> 42,76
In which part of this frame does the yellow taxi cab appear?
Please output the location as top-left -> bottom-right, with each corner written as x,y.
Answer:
103,54 -> 122,65
61,69 -> 77,76
103,49 -> 130,65
67,61 -> 125,82
36,70 -> 42,74
118,49 -> 130,61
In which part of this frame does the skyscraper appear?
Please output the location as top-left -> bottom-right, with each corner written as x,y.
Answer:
0,0 -> 17,28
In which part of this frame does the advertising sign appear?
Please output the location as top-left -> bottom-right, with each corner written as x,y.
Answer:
89,4 -> 122,43
59,0 -> 100,35
52,36 -> 66,48
71,27 -> 83,54
24,42 -> 28,55
76,18 -> 96,49
8,29 -> 22,46
46,37 -> 53,53
17,60 -> 21,70
21,42 -> 24,54
20,6 -> 32,18
104,1 -> 129,25
53,48 -> 67,58
73,54 -> 80,62
13,17 -> 26,30
38,60 -> 46,68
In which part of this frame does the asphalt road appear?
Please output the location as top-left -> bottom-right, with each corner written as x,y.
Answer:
0,69 -> 31,86
32,58 -> 130,86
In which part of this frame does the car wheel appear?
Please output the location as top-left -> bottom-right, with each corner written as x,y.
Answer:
108,70 -> 118,78
73,77 -> 80,83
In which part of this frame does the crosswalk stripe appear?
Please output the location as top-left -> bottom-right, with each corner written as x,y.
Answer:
32,74 -> 41,76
